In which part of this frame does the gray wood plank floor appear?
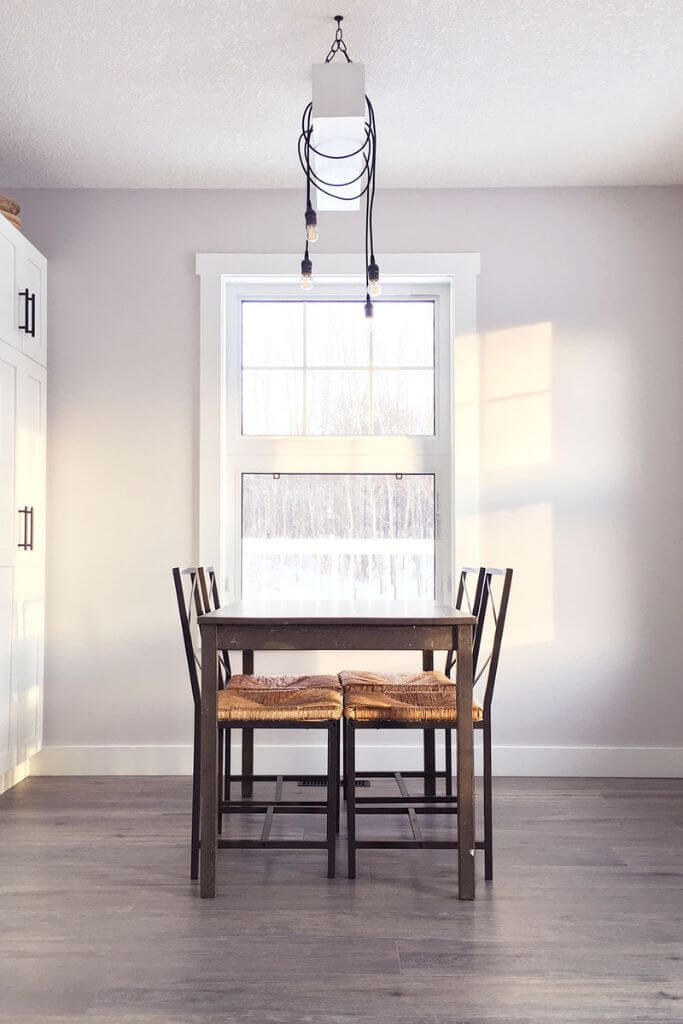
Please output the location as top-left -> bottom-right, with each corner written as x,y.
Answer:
0,776 -> 681,1023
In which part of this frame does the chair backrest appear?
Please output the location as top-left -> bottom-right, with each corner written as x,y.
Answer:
474,567 -> 513,712
172,566 -> 230,710
445,566 -> 487,677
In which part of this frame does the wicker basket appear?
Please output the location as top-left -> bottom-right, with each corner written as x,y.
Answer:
0,194 -> 20,216
0,194 -> 22,230
1,210 -> 22,230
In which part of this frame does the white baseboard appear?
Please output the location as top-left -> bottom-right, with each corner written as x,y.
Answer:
28,742 -> 683,778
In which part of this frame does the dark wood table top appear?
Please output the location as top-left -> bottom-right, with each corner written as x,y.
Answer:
198,599 -> 477,627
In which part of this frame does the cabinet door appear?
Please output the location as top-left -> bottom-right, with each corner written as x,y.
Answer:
0,344 -> 18,774
0,231 -> 18,350
16,250 -> 47,367
12,359 -> 46,762
0,342 -> 17,565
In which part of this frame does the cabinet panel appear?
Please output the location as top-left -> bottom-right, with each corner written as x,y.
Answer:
0,345 -> 17,565
13,361 -> 46,760
0,233 -> 17,350
17,251 -> 46,366
0,344 -> 18,776
0,567 -> 15,775
11,562 -> 43,762
15,362 -> 46,560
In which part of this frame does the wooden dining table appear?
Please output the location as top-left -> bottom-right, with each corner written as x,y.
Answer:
198,599 -> 477,900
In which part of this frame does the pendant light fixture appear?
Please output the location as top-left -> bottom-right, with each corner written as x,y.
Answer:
297,15 -> 379,316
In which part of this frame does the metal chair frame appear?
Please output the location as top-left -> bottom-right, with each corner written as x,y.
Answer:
344,567 -> 512,881
173,566 -> 340,880
342,567 -> 488,802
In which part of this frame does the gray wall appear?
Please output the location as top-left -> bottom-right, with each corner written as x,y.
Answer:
10,186 -> 683,774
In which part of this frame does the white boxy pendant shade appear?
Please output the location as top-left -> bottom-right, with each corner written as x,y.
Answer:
311,62 -> 366,211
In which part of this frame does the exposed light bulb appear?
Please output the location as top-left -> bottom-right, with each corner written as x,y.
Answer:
305,204 -> 318,243
300,255 -> 313,290
368,261 -> 381,297
364,292 -> 374,318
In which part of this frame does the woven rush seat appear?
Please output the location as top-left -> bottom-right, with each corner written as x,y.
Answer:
338,669 -> 453,689
227,672 -> 342,692
343,683 -> 483,724
218,674 -> 342,722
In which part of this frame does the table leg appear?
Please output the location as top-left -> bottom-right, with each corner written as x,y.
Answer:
456,622 -> 475,900
346,720 -> 356,880
200,623 -> 218,898
242,651 -> 254,798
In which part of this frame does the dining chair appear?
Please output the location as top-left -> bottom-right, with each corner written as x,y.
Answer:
342,567 -> 512,881
173,566 -> 342,879
442,565 -> 488,795
339,567 -> 488,800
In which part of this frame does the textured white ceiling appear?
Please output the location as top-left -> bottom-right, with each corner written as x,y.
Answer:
1,0 -> 682,188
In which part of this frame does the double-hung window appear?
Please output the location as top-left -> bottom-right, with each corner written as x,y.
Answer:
222,280 -> 452,603
196,253 -> 481,607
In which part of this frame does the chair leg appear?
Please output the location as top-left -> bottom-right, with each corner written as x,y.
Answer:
190,711 -> 201,881
342,716 -> 348,804
346,719 -> 356,879
445,729 -> 453,796
336,718 -> 341,833
224,728 -> 231,803
327,721 -> 339,878
242,727 -> 254,798
483,718 -> 493,881
423,727 -> 436,796
217,726 -> 224,835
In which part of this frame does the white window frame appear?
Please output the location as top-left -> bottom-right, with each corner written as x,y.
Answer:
195,252 -> 480,604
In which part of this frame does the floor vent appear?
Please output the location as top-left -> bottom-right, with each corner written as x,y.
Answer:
297,778 -> 370,788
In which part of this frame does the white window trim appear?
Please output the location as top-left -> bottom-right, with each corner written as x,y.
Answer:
195,252 -> 481,601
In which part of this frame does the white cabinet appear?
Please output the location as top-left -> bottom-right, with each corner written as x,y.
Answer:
0,215 -> 47,367
17,247 -> 47,366
0,215 -> 46,794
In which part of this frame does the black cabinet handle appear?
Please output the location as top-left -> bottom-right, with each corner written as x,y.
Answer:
17,506 -> 34,550
18,290 -> 29,332
18,289 -> 36,338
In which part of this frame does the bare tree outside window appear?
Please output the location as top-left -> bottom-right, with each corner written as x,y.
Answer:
242,474 -> 435,600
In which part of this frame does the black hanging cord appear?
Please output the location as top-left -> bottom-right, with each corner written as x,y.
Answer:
297,15 -> 379,314
367,98 -> 377,263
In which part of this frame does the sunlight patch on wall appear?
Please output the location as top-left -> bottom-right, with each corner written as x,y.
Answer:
481,322 -> 552,400
454,322 -> 555,645
480,322 -> 553,472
